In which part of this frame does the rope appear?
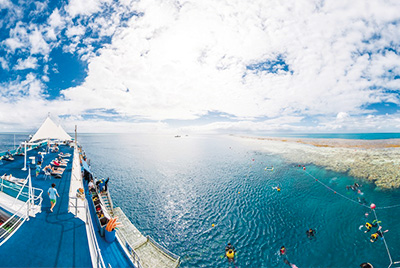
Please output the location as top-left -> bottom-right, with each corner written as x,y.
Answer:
302,169 -> 400,210
372,209 -> 393,268
302,169 -> 370,209
301,167 -> 399,268
376,204 -> 400,210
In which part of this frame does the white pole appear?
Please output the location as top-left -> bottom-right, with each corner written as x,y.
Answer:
27,168 -> 32,220
22,142 -> 27,171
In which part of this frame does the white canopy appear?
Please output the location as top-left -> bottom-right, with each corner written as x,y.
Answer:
29,117 -> 72,142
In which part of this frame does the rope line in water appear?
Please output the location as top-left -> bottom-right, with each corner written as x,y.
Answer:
303,170 -> 370,209
302,170 -> 400,210
372,209 -> 394,268
302,168 -> 400,268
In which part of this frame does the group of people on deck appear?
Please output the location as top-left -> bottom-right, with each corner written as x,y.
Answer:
88,177 -> 109,193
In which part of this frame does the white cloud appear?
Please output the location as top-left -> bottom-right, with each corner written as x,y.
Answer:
66,0 -> 111,18
3,0 -> 400,133
65,25 -> 86,37
14,56 -> 38,70
29,28 -> 50,55
3,22 -> 28,53
0,57 -> 9,70
58,0 -> 400,125
336,112 -> 349,120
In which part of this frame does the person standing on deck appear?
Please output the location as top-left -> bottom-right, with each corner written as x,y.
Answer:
48,183 -> 60,212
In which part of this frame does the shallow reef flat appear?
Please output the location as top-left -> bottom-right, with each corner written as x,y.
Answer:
237,136 -> 400,189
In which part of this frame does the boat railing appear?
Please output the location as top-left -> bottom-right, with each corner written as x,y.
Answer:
81,197 -> 106,268
147,235 -> 181,263
0,184 -> 43,246
115,228 -> 143,268
0,177 -> 43,207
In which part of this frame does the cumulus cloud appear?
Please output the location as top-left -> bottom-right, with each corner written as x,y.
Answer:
29,28 -> 50,55
66,0 -> 110,18
65,25 -> 86,38
2,0 -> 400,133
14,56 -> 38,70
58,0 -> 400,125
0,57 -> 9,70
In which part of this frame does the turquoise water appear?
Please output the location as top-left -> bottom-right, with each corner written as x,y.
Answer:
2,133 -> 400,267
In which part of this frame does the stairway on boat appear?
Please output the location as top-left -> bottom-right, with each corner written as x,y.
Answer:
0,214 -> 25,245
99,191 -> 114,217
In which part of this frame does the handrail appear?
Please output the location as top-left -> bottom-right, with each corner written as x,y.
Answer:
115,228 -> 143,268
12,176 -> 29,206
84,198 -> 106,268
147,235 -> 180,261
71,144 -> 106,268
1,180 -> 43,203
0,194 -> 32,246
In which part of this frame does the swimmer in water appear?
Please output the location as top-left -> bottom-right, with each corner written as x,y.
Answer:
306,228 -> 316,238
280,246 -> 286,255
370,226 -> 388,243
225,243 -> 236,263
272,186 -> 281,192
364,220 -> 380,233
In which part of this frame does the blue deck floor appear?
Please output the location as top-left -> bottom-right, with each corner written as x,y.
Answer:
0,145 -> 92,267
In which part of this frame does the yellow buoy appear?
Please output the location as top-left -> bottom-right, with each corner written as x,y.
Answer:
212,224 -> 215,227
238,192 -> 240,194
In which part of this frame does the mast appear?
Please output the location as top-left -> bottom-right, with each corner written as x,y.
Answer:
75,125 -> 77,146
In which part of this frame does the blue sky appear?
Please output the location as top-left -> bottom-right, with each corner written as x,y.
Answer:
1,0 -> 400,133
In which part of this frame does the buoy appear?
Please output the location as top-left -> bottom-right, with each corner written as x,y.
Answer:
212,224 -> 215,227
238,192 -> 240,194
303,167 -> 306,170
370,203 -> 376,210
334,191 -> 336,194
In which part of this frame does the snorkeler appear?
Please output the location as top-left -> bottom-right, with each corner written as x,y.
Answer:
306,228 -> 316,238
370,226 -> 388,243
364,220 -> 380,233
225,243 -> 236,263
280,246 -> 286,255
272,186 -> 281,192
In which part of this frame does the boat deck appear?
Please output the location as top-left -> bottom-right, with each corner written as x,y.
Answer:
0,145 -> 92,267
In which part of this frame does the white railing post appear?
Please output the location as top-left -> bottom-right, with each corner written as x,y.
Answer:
22,142 -> 27,171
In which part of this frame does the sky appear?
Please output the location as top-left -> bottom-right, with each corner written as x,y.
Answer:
1,0 -> 400,134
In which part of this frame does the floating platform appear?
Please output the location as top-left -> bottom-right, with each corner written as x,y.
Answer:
113,207 -> 181,268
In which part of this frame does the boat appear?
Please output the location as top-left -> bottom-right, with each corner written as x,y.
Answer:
0,116 -> 180,268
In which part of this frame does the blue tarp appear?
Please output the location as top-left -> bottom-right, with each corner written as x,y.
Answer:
82,160 -> 91,173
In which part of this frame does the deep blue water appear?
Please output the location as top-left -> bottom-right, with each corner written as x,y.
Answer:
2,133 -> 400,267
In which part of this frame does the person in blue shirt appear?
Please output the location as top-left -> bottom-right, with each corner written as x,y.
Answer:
48,183 -> 60,212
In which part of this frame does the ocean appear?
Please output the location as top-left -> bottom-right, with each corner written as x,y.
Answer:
1,133 -> 400,267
